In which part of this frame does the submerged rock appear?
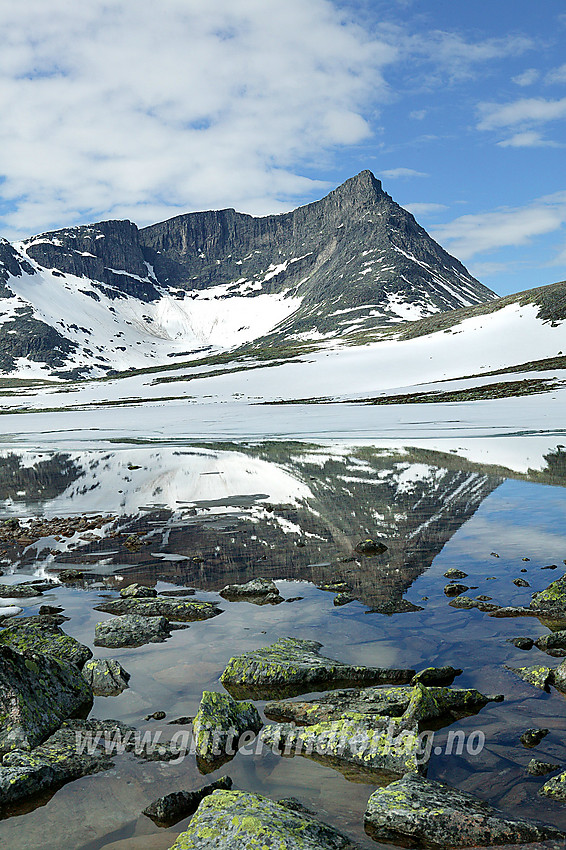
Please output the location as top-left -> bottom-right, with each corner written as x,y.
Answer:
520,728 -> 549,748
95,596 -> 222,622
143,775 -> 232,826
448,596 -> 501,612
527,758 -> 561,776
119,583 -> 157,598
220,637 -> 415,700
0,645 -> 93,757
82,658 -> 130,695
168,789 -> 363,849
220,577 -> 282,605
193,691 -> 262,769
94,614 -> 172,647
0,617 -> 92,668
364,773 -> 565,848
0,718 -> 125,814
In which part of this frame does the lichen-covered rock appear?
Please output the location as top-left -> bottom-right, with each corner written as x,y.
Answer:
143,776 -> 232,826
444,569 -> 468,579
264,684 -> 498,727
507,664 -> 553,690
540,770 -> 566,801
95,596 -> 222,622
364,773 -> 565,847
261,717 -> 424,779
0,617 -> 92,668
520,728 -> 549,748
0,645 -> 93,757
58,569 -> 84,583
220,637 -> 415,700
94,614 -> 171,648
531,574 -> 566,612
193,691 -> 262,768
535,630 -> 566,657
355,538 -> 387,555
82,658 -> 130,695
0,582 -> 43,598
551,658 -> 566,692
412,666 -> 462,686
168,789 -> 362,849
220,578 -> 282,605
444,583 -> 469,597
449,596 -> 501,612
0,718 -> 127,813
527,759 -> 560,776
119,583 -> 157,598
509,637 -> 534,650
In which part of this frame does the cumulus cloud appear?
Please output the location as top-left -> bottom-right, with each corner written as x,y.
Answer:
379,168 -> 428,179
432,192 -> 566,261
0,0 -> 396,237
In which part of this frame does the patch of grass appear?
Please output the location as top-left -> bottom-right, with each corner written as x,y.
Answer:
361,378 -> 561,405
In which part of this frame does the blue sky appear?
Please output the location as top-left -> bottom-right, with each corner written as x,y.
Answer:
0,0 -> 565,296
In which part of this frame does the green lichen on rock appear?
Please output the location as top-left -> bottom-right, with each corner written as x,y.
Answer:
95,596 -> 222,622
94,614 -> 172,648
0,644 -> 93,757
82,658 -> 130,695
0,718 -> 131,813
535,630 -> 566,658
220,577 -> 282,605
220,637 -> 415,700
168,789 -> 362,849
0,617 -> 92,668
119,583 -> 157,599
531,574 -> 566,612
192,691 -> 262,768
365,773 -> 565,847
539,770 -> 566,800
507,664 -> 553,690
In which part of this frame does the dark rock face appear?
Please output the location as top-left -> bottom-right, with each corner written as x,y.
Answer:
0,645 -> 93,757
143,775 -> 232,826
23,220 -> 161,301
81,658 -> 130,695
364,773 -> 565,848
141,171 -> 495,339
93,613 -> 172,647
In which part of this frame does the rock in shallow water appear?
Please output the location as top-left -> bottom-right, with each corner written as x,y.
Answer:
94,614 -> 172,647
220,636 -> 415,700
192,691 -> 262,769
143,776 -> 232,826
0,617 -> 92,668
364,773 -> 565,848
0,644 -> 93,757
220,577 -> 282,605
82,658 -> 130,695
120,583 -> 157,598
168,789 -> 362,849
95,596 -> 222,622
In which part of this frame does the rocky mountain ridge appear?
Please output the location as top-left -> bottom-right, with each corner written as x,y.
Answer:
0,171 -> 497,378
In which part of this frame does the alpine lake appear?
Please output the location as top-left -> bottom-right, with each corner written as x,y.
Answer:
2,438 -> 566,850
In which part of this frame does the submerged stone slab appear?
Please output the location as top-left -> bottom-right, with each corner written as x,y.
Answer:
168,789 -> 362,849
0,617 -> 92,668
82,658 -> 130,695
364,773 -> 565,848
143,776 -> 232,826
94,614 -> 172,648
220,637 -> 415,700
0,645 -> 93,757
220,577 -> 282,605
95,596 -> 222,622
0,718 -> 128,814
192,691 -> 262,769
507,664 -> 553,690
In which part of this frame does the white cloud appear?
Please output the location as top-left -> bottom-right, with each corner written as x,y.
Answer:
478,97 -> 566,130
379,168 -> 428,179
497,131 -> 562,148
546,63 -> 566,85
402,202 -> 448,216
409,109 -> 427,120
512,68 -> 540,87
0,0 -> 396,237
432,191 -> 566,261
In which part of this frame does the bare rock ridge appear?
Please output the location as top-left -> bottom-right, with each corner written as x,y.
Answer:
0,171 -> 498,377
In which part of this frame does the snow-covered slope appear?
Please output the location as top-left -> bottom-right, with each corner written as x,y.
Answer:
0,171 -> 496,379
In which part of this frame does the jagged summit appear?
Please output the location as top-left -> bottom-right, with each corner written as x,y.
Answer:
0,171 -> 497,378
